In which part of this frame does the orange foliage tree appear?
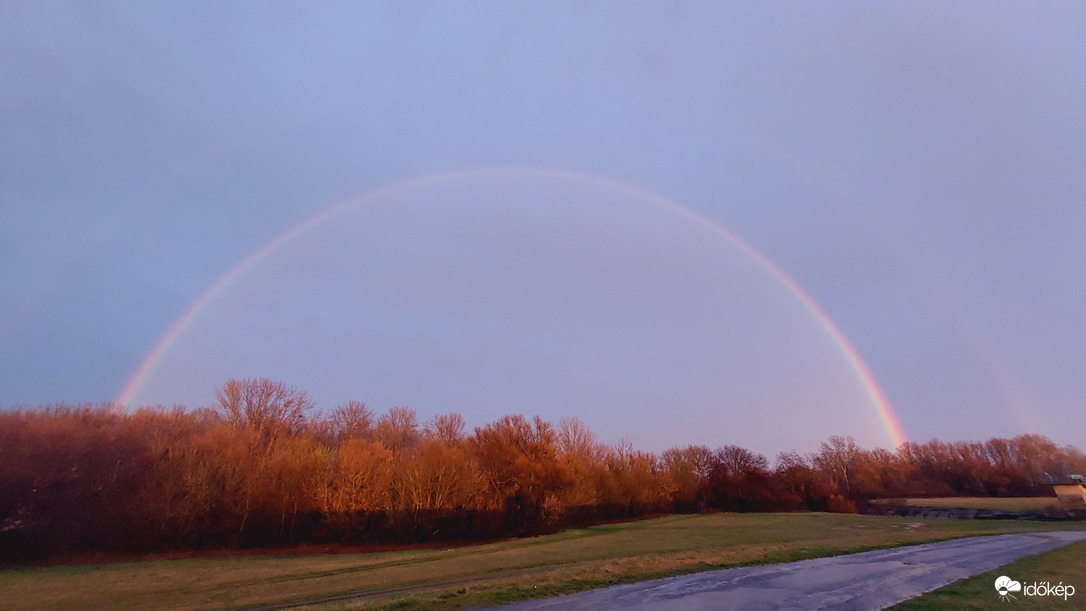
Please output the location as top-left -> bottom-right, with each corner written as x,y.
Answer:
3,379 -> 1085,563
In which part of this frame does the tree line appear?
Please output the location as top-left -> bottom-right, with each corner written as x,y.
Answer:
1,378 -> 1083,563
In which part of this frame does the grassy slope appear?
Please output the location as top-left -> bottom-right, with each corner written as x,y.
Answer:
891,540 -> 1086,610
1,513 -> 1083,610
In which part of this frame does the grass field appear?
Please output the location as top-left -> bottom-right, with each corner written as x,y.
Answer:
890,540 -> 1086,610
2,513 -> 1084,610
892,497 -> 1062,513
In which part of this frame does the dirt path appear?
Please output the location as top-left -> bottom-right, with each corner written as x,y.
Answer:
495,531 -> 1086,610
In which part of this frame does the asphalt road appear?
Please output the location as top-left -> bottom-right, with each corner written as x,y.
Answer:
495,531 -> 1086,610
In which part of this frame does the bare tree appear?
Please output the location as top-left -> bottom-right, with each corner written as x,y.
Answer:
214,378 -> 314,444
557,417 -> 599,458
662,445 -> 715,509
715,445 -> 769,477
376,406 -> 420,453
813,435 -> 861,497
328,400 -> 375,442
424,413 -> 466,446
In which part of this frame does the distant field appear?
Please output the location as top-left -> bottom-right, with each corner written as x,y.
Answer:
891,497 -> 1061,513
2,513 -> 1083,611
891,540 -> 1086,610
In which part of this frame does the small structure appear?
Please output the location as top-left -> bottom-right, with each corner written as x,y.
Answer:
1053,474 -> 1086,509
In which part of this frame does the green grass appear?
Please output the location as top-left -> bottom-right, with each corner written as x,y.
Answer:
892,497 -> 1062,513
1,513 -> 1083,610
890,540 -> 1086,610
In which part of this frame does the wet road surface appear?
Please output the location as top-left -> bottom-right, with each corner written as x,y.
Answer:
496,530 -> 1086,610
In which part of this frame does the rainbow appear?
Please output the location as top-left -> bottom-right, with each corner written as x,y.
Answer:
116,166 -> 908,448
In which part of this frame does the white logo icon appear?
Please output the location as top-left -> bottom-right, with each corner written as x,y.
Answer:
995,575 -> 1022,602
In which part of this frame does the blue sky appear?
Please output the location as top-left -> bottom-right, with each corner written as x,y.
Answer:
3,1 -> 1084,456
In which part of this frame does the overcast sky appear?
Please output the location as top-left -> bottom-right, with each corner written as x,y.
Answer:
3,1 -> 1084,456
